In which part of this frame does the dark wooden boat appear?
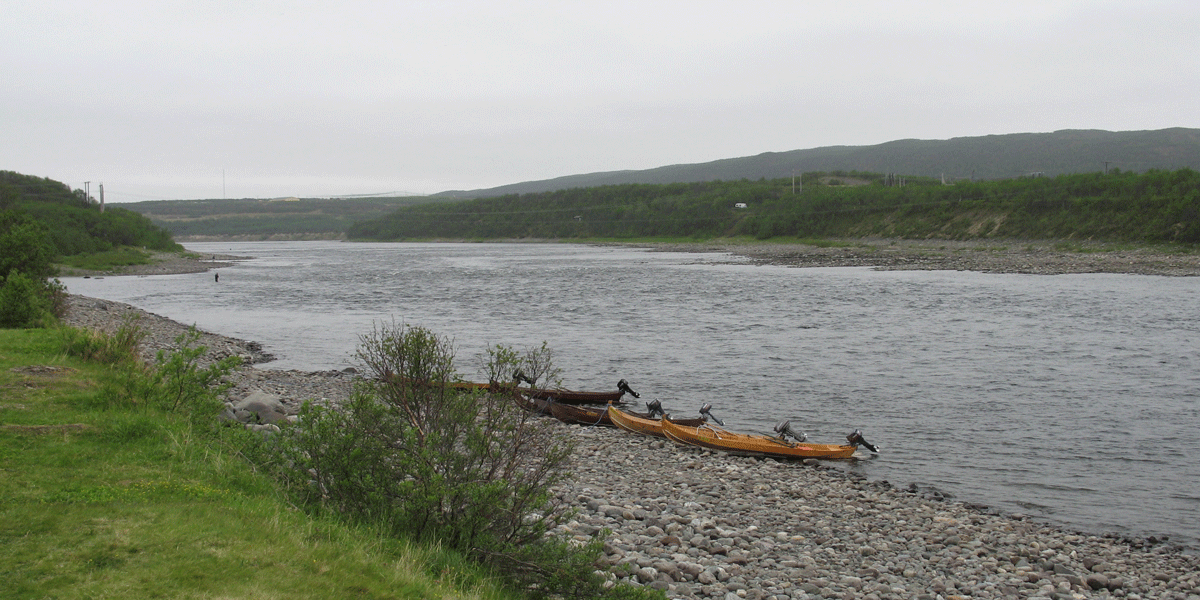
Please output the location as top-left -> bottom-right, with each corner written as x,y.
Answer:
548,401 -> 615,427
606,405 -> 706,438
660,417 -> 870,460
520,379 -> 639,404
513,390 -> 553,414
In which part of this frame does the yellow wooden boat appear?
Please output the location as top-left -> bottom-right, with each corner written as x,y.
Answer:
660,417 -> 864,459
606,405 -> 705,438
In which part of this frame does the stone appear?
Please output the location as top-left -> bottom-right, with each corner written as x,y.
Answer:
1086,573 -> 1110,590
234,390 -> 288,424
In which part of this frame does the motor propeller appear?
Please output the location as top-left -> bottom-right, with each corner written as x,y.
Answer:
846,429 -> 880,453
773,420 -> 807,443
645,399 -> 665,418
699,403 -> 724,426
618,379 -> 640,398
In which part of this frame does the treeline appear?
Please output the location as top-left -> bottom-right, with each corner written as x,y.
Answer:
348,169 -> 1200,244
126,196 -> 449,238
1,171 -> 181,255
1,171 -> 181,327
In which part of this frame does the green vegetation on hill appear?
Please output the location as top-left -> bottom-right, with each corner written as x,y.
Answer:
1,171 -> 180,255
124,196 -> 454,239
348,169 -> 1200,245
1,171 -> 184,327
443,128 -> 1200,197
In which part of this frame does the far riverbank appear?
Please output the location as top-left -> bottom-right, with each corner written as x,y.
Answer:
636,239 -> 1200,277
72,239 -> 1200,278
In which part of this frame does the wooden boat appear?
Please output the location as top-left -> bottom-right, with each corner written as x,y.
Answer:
606,405 -> 706,438
548,401 -> 615,427
660,417 -> 862,459
513,390 -> 553,414
520,379 -> 639,404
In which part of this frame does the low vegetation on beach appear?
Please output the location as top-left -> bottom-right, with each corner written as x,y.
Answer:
1,319 -> 661,599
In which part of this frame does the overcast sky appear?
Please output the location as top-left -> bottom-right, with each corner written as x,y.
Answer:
4,1 -> 1198,202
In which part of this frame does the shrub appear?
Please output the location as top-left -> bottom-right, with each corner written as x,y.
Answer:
279,323 -> 654,598
0,270 -> 53,328
89,325 -> 240,419
0,210 -> 58,279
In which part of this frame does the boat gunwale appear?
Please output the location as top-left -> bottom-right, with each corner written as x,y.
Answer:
661,417 -> 857,459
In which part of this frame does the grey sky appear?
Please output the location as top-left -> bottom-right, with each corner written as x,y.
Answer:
4,1 -> 1197,202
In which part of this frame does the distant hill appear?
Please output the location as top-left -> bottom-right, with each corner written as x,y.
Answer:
121,196 -> 452,240
437,128 -> 1200,198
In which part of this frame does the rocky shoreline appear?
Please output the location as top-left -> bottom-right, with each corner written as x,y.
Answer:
636,239 -> 1200,277
58,242 -> 1200,599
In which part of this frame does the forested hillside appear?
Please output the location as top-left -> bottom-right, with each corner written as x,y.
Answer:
123,196 -> 449,239
441,128 -> 1200,198
0,171 -> 180,255
349,169 -> 1200,245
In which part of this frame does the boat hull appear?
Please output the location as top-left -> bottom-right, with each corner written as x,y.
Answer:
606,406 -> 705,438
513,391 -> 553,414
521,388 -> 627,404
661,418 -> 858,459
549,402 -> 614,426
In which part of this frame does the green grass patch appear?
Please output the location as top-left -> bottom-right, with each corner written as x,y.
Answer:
0,327 -> 518,600
57,246 -> 153,271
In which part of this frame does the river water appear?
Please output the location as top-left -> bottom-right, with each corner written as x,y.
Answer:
62,241 -> 1200,549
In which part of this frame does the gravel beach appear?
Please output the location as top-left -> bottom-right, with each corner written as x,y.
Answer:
59,242 -> 1200,600
635,239 -> 1200,277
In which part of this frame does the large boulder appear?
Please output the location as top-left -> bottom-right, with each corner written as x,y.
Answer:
231,390 -> 289,424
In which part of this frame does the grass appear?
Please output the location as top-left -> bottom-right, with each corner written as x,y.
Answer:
57,247 -> 154,272
0,327 -> 516,600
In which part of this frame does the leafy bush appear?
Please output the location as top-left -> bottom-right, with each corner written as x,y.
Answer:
89,325 -> 240,419
147,327 -> 240,415
277,324 -> 655,598
0,271 -> 54,328
0,210 -> 58,278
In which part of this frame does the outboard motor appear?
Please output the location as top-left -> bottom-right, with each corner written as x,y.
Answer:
512,371 -> 535,385
645,399 -> 664,418
699,403 -> 724,426
846,429 -> 879,453
773,420 -> 807,443
617,379 -> 640,398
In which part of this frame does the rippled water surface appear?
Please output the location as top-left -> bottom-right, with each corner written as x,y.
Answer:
64,241 -> 1200,548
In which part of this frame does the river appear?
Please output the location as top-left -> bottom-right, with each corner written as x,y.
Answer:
62,240 -> 1200,549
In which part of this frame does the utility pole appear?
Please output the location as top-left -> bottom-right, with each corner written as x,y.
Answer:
1103,161 -> 1111,174
99,184 -> 105,212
